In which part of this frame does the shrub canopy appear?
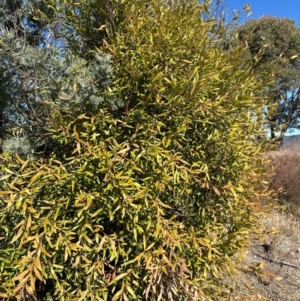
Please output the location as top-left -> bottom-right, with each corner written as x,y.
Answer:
0,0 -> 273,300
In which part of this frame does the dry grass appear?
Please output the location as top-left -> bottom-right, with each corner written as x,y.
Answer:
228,212 -> 300,300
245,213 -> 300,300
226,140 -> 300,300
267,140 -> 300,216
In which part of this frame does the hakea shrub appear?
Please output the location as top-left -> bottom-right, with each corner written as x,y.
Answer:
0,0 -> 274,300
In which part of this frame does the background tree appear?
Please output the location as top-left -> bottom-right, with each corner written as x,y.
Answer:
238,16 -> 300,140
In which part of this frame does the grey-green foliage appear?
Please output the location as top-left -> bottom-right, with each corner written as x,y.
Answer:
2,136 -> 33,157
58,52 -> 115,113
0,24 -> 114,156
0,0 -> 57,47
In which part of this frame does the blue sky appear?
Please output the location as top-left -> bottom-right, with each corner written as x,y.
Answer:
225,0 -> 300,25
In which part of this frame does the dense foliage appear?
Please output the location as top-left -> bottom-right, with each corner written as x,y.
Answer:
238,16 -> 300,139
0,0 -> 274,300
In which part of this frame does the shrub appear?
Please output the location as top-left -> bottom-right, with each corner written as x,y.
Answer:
0,0 -> 274,300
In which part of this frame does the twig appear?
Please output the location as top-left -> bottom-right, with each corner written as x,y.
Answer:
253,252 -> 300,268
